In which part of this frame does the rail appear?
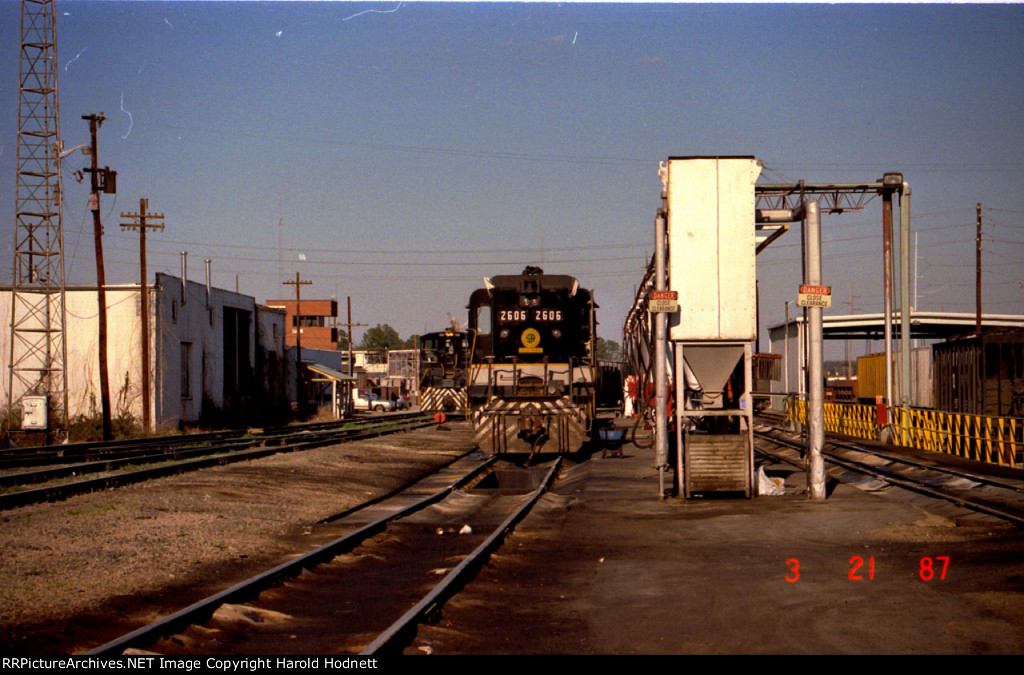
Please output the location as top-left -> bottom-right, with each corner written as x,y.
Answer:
0,415 -> 434,510
87,451 -> 496,656
785,399 -> 1023,469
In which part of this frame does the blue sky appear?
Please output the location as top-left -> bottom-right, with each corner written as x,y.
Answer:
2,1 -> 1023,351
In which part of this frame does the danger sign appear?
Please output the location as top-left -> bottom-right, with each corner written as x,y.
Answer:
797,285 -> 832,308
648,290 -> 678,313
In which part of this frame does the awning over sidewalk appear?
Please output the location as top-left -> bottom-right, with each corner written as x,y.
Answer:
303,362 -> 356,383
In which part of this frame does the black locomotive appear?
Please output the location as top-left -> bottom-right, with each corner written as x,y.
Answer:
417,327 -> 469,414
467,266 -> 596,455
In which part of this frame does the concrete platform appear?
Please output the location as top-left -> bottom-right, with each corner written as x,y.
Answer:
418,436 -> 1024,654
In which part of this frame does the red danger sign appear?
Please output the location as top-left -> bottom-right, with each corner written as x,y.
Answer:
799,285 -> 831,296
649,290 -> 678,301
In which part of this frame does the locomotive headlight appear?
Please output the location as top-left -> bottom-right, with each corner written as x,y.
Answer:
499,328 -> 510,339
530,296 -> 540,306
551,328 -> 562,339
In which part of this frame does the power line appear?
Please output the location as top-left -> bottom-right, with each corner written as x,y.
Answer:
161,123 -> 655,168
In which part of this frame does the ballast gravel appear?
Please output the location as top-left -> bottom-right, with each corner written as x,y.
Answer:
0,423 -> 474,655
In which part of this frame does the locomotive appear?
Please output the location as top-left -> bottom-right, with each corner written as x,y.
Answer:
467,266 -> 597,456
417,327 -> 469,414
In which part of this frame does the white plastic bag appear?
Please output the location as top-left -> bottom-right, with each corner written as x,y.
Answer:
757,466 -> 785,496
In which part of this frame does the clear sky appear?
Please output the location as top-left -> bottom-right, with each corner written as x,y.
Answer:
2,1 -> 1023,352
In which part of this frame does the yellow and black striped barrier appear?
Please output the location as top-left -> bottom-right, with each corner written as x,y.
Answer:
784,399 -> 1022,469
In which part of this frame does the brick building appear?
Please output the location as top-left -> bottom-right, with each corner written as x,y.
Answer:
264,299 -> 340,351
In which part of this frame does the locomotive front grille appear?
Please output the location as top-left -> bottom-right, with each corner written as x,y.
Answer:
473,396 -> 587,454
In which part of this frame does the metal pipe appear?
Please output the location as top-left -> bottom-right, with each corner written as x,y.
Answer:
805,200 -> 826,500
900,185 -> 912,410
882,190 -> 894,422
205,259 -> 211,309
784,300 -> 790,408
675,346 -> 685,497
654,208 -> 668,496
180,251 -> 187,305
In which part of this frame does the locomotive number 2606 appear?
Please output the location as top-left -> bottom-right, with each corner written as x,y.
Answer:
498,309 -> 563,322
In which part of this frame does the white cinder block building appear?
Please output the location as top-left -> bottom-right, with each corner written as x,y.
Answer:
2,273 -> 290,431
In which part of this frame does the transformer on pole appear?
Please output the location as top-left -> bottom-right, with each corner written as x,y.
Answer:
7,0 -> 69,441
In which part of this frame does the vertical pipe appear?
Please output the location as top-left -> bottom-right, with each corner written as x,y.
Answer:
900,185 -> 912,411
180,252 -> 187,305
205,259 -> 211,309
976,203 -> 983,334
882,190 -> 894,422
914,232 -> 919,337
784,300 -> 790,403
654,208 -> 668,497
799,316 -> 806,397
806,200 -> 826,500
675,346 -> 685,497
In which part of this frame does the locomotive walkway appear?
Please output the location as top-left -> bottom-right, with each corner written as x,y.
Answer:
420,425 -> 1024,654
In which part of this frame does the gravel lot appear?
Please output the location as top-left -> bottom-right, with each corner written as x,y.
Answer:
0,422 -> 475,655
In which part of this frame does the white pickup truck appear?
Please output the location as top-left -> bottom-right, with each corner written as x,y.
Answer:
352,390 -> 395,412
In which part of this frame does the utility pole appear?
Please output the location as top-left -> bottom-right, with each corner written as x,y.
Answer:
284,273 -> 312,412
976,202 -> 983,334
83,113 -> 116,440
345,296 -> 368,416
120,199 -> 164,433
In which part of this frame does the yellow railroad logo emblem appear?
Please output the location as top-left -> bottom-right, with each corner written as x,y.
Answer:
521,328 -> 541,349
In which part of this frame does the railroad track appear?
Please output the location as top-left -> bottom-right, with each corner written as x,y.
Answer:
0,413 -> 432,510
754,425 -> 1024,527
87,453 -> 560,656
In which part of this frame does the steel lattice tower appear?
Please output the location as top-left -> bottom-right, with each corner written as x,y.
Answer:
7,0 -> 69,438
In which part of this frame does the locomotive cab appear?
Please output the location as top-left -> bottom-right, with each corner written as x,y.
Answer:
418,329 -> 469,414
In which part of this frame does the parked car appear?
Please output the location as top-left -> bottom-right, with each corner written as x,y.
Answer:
353,390 -> 395,412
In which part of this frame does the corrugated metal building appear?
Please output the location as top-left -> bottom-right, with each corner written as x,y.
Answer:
932,330 -> 1024,417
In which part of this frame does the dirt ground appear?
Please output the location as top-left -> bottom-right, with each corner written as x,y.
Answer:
5,420 -> 1024,656
0,423 -> 474,655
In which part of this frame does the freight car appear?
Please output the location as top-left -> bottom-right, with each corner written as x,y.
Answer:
467,266 -> 597,456
418,327 -> 469,414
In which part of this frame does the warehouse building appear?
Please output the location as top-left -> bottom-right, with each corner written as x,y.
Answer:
2,273 -> 292,432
